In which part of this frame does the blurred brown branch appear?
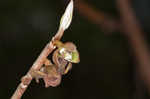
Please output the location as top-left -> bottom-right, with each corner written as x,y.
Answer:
75,0 -> 120,33
75,0 -> 150,96
116,0 -> 150,93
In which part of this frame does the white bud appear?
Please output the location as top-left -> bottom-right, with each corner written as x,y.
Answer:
59,0 -> 73,30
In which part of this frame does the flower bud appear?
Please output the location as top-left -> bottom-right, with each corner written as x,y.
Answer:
59,0 -> 73,30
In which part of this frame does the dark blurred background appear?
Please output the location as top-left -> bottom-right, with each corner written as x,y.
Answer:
0,0 -> 150,99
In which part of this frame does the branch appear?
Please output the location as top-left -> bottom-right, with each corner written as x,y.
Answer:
116,0 -> 150,92
75,0 -> 150,96
11,29 -> 63,99
11,0 -> 74,98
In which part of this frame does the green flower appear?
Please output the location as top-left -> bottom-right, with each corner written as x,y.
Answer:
58,47 -> 80,63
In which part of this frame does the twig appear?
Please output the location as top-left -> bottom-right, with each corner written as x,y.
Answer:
11,29 -> 64,99
116,0 -> 150,93
11,0 -> 74,98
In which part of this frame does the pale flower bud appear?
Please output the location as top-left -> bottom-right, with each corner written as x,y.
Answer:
59,0 -> 73,30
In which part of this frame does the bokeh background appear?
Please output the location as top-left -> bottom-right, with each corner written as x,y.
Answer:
0,0 -> 150,99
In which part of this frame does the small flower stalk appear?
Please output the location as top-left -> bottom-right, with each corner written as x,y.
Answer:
11,0 -> 79,98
